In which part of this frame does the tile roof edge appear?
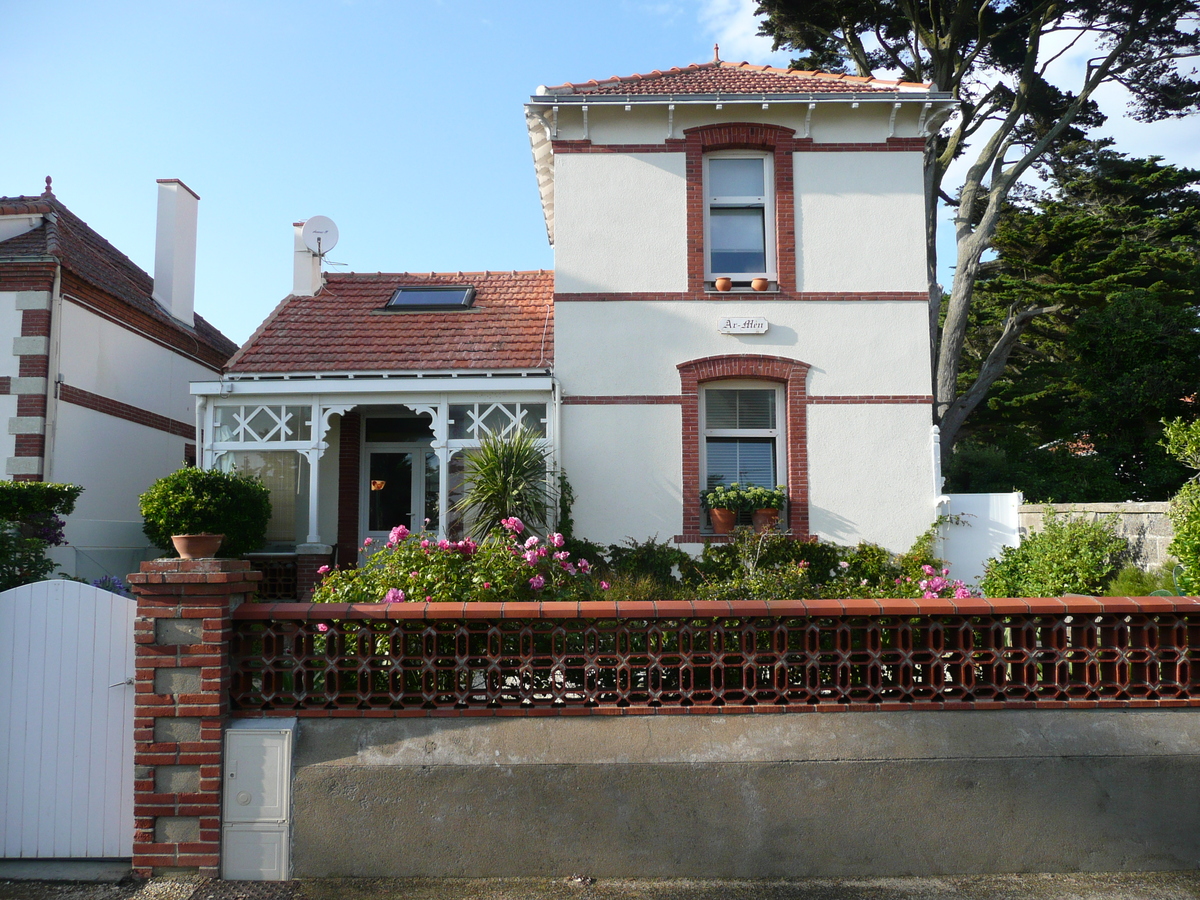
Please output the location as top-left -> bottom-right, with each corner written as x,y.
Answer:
540,59 -> 931,95
225,293 -> 301,371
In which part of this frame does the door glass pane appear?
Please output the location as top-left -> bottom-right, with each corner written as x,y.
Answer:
710,158 -> 764,197
706,438 -> 776,489
710,208 -> 765,273
368,452 -> 413,532
706,390 -> 775,429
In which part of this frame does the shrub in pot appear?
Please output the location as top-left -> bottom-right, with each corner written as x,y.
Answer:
703,483 -> 750,535
745,484 -> 787,533
139,467 -> 271,558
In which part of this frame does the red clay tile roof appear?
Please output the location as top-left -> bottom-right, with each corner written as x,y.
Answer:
0,190 -> 238,360
227,271 -> 554,374
541,60 -> 931,96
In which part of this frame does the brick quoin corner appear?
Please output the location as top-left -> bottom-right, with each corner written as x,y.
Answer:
127,559 -> 262,877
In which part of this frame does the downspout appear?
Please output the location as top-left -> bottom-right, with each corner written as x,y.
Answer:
551,373 -> 562,532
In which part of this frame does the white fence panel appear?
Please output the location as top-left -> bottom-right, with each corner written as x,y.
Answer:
940,493 -> 1022,589
0,580 -> 135,859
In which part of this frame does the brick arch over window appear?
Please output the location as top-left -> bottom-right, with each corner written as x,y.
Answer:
678,354 -> 811,540
683,122 -> 799,293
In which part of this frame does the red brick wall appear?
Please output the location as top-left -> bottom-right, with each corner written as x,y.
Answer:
336,411 -> 361,567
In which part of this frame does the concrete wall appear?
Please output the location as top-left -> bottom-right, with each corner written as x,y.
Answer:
290,710 -> 1200,877
1019,502 -> 1174,572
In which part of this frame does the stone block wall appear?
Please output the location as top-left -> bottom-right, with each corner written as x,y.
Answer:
1019,502 -> 1173,571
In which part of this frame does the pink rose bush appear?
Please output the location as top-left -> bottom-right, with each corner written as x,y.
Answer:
311,518 -> 607,604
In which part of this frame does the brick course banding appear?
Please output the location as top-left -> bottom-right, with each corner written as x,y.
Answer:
58,383 -> 194,438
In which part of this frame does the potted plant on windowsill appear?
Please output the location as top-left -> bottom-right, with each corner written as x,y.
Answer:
703,483 -> 749,535
139,466 -> 272,559
746,484 -> 787,534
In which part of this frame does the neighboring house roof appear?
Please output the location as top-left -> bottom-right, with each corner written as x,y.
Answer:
227,271 -> 554,375
537,59 -> 933,97
0,186 -> 238,365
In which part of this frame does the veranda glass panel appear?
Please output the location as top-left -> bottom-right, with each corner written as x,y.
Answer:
706,390 -> 776,429
706,438 -> 776,489
710,208 -> 766,273
365,416 -> 433,442
424,452 -> 440,531
218,450 -> 308,544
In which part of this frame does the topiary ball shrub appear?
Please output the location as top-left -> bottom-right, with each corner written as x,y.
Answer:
139,467 -> 271,558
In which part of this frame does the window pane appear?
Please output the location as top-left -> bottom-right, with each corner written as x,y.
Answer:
710,208 -> 765,273
365,416 -> 433,443
368,452 -> 413,532
218,450 -> 306,544
706,390 -> 776,429
710,158 -> 764,197
424,452 -> 440,532
520,403 -> 548,437
705,438 -> 776,489
448,405 -> 470,440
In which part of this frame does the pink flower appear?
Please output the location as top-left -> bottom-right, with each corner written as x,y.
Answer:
501,517 -> 525,534
536,547 -> 547,558
384,588 -> 406,603
437,539 -> 452,551
317,565 -> 330,575
578,559 -> 591,573
316,623 -> 329,633
483,582 -> 491,589
529,575 -> 546,590
838,561 -> 849,569
954,585 -> 972,599
420,539 -> 430,549
553,550 -> 570,561
523,550 -> 539,565
550,533 -> 565,548
390,525 -> 410,543
524,535 -> 540,549
600,581 -> 610,590
363,538 -> 374,547
411,571 -> 419,578
425,596 -> 431,602
922,564 -> 936,576
562,562 -> 577,575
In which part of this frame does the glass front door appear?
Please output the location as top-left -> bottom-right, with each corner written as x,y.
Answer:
362,446 -> 440,540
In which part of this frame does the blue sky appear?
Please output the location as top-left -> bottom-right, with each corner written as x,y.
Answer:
6,1 -> 1198,346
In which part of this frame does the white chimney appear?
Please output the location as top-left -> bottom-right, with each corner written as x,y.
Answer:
293,221 -> 323,296
152,179 -> 199,325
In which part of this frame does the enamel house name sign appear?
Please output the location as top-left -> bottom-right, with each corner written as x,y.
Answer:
718,316 -> 769,335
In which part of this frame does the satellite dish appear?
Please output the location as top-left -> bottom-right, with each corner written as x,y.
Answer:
301,216 -> 339,257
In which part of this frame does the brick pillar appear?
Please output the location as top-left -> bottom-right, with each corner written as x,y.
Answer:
295,542 -> 333,600
127,558 -> 262,877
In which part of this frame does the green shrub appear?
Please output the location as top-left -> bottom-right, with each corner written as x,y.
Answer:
1104,564 -> 1178,597
1161,417 -> 1200,593
605,536 -> 690,586
0,482 -> 83,590
687,529 -> 839,585
980,510 -> 1128,597
139,467 -> 271,558
0,527 -> 57,591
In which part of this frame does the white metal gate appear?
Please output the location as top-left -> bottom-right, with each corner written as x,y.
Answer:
0,580 -> 135,858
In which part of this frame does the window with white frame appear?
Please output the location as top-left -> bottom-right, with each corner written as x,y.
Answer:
701,384 -> 784,497
704,153 -> 775,283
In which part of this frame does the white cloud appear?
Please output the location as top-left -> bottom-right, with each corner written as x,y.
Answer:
697,0 -> 790,66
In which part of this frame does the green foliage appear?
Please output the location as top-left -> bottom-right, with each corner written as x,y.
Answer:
0,526 -> 57,591
702,482 -> 749,512
454,428 -> 552,539
687,529 -> 839,586
745,484 -> 787,510
139,467 -> 271,558
0,482 -> 83,521
556,470 -> 576,541
1104,564 -> 1179,597
604,536 -> 690,586
313,523 -> 607,604
1161,416 -> 1200,593
980,510 -> 1128,598
950,146 -> 1200,501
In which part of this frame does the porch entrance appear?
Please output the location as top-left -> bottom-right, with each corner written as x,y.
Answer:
361,414 -> 440,541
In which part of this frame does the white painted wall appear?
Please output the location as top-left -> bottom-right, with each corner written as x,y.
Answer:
793,153 -> 927,293
56,301 -> 212,424
553,153 -> 688,293
559,404 -> 682,545
554,300 -> 930,396
807,404 -> 936,551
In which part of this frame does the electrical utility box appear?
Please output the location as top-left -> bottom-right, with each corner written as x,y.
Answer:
221,718 -> 298,881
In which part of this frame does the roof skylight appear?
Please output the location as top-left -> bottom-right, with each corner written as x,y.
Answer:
386,286 -> 476,311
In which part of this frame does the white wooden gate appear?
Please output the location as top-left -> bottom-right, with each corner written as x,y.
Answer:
0,580 -> 135,858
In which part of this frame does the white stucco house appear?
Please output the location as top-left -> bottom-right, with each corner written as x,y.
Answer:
190,56 -> 957,595
0,178 -> 238,579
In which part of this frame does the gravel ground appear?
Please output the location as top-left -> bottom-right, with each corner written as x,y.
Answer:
3,873 -> 1200,900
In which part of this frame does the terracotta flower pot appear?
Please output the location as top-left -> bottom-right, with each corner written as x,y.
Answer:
171,533 -> 225,559
709,508 -> 737,535
751,278 -> 769,292
752,508 -> 780,534
714,277 -> 733,292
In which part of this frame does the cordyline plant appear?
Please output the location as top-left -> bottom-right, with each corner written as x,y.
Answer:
454,428 -> 553,539
311,517 -> 610,604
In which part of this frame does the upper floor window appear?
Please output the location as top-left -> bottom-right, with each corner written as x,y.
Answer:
704,153 -> 776,284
